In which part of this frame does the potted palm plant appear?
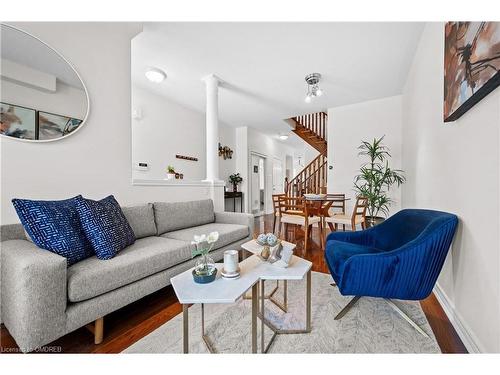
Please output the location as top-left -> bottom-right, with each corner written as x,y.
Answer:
353,136 -> 405,227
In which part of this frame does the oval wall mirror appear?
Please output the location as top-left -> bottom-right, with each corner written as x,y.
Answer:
0,24 -> 89,142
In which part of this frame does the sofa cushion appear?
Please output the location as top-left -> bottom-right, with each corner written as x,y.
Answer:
11,195 -> 94,266
75,195 -> 136,260
154,199 -> 215,235
122,203 -> 157,239
67,236 -> 193,302
162,223 -> 249,251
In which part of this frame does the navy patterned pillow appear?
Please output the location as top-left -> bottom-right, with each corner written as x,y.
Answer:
75,195 -> 136,260
12,196 -> 94,266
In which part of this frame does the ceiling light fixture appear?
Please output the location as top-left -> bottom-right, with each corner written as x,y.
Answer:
145,68 -> 166,83
279,133 -> 289,141
304,73 -> 323,103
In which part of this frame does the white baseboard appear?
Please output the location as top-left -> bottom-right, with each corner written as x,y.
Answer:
433,283 -> 482,353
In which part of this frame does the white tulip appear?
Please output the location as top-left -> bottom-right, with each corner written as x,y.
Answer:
206,231 -> 219,244
192,234 -> 206,244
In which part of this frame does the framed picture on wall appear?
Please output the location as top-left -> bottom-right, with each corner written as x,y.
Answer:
38,111 -> 83,140
0,102 -> 37,140
444,22 -> 500,122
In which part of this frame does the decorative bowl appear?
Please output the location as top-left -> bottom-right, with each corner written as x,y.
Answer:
192,267 -> 217,284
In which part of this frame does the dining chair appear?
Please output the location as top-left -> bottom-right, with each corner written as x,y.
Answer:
271,193 -> 286,234
278,196 -> 321,251
327,193 -> 346,231
327,193 -> 346,215
325,196 -> 368,232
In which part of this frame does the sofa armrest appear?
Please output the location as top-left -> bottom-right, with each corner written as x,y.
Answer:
215,211 -> 254,237
1,240 -> 67,351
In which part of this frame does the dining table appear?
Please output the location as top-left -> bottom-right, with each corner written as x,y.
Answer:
303,195 -> 351,248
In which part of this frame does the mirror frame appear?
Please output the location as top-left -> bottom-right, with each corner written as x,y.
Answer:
0,23 -> 90,143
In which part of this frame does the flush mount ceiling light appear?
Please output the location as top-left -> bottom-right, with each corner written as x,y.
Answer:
145,68 -> 166,83
279,133 -> 289,140
304,73 -> 324,103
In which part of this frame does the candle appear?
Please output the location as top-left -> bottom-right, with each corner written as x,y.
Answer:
224,250 -> 239,273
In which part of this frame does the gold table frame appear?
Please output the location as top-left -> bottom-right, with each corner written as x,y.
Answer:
258,270 -> 312,353
182,282 -> 259,354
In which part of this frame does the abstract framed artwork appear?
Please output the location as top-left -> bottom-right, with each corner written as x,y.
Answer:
0,102 -> 37,140
444,22 -> 500,122
38,112 -> 83,140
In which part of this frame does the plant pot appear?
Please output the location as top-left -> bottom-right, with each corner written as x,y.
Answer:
365,216 -> 385,228
192,267 -> 217,284
165,173 -> 175,180
233,183 -> 238,192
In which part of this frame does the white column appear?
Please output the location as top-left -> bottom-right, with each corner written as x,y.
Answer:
203,74 -> 221,182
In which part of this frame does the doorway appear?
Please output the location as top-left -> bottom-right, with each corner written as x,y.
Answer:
250,153 -> 266,216
272,157 -> 284,194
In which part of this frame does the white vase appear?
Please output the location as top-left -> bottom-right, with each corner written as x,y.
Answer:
165,173 -> 175,180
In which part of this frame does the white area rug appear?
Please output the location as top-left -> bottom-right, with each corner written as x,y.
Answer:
123,272 -> 441,353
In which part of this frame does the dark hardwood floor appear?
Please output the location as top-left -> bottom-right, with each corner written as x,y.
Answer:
0,214 -> 467,354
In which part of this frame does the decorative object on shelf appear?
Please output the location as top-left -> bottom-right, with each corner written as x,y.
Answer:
0,24 -> 89,142
353,136 -> 405,226
270,242 -> 294,268
175,154 -> 198,161
229,173 -> 243,192
222,250 -> 240,279
304,73 -> 324,103
191,232 -> 219,284
218,143 -> 234,159
444,22 -> 500,122
256,233 -> 279,261
248,237 -> 294,267
256,233 -> 278,246
166,165 -> 176,180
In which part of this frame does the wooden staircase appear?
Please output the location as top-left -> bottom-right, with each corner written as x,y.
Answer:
290,112 -> 328,155
285,112 -> 328,197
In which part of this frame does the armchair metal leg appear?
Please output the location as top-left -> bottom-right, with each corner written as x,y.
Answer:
385,299 -> 430,338
334,296 -> 360,320
334,296 -> 430,339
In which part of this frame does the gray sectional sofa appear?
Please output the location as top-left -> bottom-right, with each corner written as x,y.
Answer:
0,199 -> 254,352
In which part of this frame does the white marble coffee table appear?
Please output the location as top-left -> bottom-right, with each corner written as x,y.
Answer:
170,251 -> 312,354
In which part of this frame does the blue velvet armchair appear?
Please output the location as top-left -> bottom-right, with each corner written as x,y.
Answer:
324,209 -> 458,336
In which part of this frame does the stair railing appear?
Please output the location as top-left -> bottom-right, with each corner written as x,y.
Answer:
285,153 -> 327,198
293,111 -> 327,141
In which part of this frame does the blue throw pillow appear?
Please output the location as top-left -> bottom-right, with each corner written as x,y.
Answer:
12,196 -> 94,266
75,195 -> 135,260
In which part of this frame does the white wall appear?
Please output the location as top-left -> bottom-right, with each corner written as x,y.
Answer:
235,126 -> 249,212
0,22 -> 222,225
131,85 -> 236,211
327,95 -> 403,215
132,85 -> 206,180
401,22 -> 500,353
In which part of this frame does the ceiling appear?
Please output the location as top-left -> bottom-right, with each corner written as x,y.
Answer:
132,22 -> 424,139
